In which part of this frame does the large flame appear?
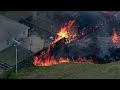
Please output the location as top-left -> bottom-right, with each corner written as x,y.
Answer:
33,50 -> 70,66
33,53 -> 97,66
52,20 -> 75,44
112,28 -> 120,44
33,20 -> 97,66
33,20 -> 75,66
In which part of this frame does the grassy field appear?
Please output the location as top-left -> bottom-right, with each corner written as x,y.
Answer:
0,68 -> 4,75
0,58 -> 120,79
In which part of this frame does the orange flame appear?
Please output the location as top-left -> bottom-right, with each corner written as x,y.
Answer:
33,20 -> 97,66
59,57 -> 70,63
33,55 -> 96,66
33,20 -> 75,66
52,20 -> 75,44
33,55 -> 58,66
112,28 -> 120,44
33,53 -> 70,66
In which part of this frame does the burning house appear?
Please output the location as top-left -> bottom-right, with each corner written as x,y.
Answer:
33,11 -> 120,66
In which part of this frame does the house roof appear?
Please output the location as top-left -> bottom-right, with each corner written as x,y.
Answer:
0,15 -> 29,42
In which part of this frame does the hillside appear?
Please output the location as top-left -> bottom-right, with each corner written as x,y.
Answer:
0,58 -> 120,79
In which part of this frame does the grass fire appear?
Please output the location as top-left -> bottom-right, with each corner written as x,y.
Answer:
33,20 -> 100,66
30,11 -> 120,68
33,20 -> 76,66
33,17 -> 120,66
1,11 -> 120,79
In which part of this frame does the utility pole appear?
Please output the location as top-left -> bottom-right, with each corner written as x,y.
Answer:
12,38 -> 20,74
30,38 -> 32,53
13,45 -> 18,74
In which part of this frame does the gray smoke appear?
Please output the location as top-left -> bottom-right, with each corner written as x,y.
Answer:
48,11 -> 120,63
67,11 -> 120,63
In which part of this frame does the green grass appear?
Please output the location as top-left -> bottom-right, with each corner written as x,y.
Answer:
1,58 -> 120,79
0,68 -> 4,75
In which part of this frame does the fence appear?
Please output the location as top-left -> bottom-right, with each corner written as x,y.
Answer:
0,45 -> 34,70
0,60 -> 12,70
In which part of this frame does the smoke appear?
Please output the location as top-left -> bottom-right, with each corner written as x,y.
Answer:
67,11 -> 120,63
44,11 -> 120,63
75,11 -> 105,29
97,37 -> 110,59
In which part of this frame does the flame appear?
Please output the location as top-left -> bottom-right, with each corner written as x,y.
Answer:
59,57 -> 70,63
33,53 -> 70,66
52,20 -> 75,44
112,28 -> 120,44
33,20 -> 97,66
73,58 -> 97,64
33,54 -> 97,66
33,48 -> 58,66
33,20 -> 75,66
